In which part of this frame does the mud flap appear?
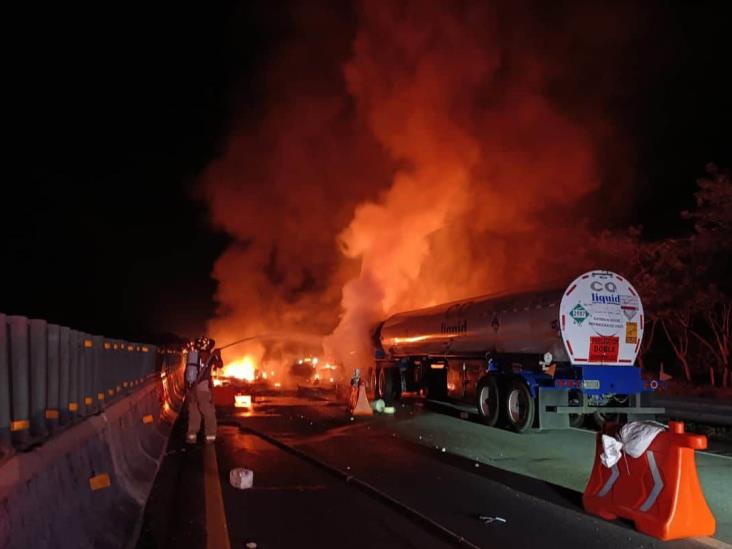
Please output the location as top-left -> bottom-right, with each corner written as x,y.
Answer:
538,387 -> 570,430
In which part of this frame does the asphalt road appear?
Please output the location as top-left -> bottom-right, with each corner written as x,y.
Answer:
137,391 -> 730,549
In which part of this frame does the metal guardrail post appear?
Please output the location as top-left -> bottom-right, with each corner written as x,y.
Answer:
80,334 -> 89,415
29,319 -> 49,439
0,314 -> 11,451
46,324 -> 61,431
8,316 -> 31,447
68,329 -> 80,420
93,335 -> 104,409
111,340 -> 121,399
59,326 -> 71,425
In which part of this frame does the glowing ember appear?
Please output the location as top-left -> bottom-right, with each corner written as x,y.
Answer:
222,356 -> 256,381
234,394 -> 252,408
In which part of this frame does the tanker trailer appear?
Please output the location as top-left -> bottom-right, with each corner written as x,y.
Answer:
370,270 -> 665,432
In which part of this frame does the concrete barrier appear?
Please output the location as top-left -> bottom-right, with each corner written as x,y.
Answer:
0,358 -> 185,549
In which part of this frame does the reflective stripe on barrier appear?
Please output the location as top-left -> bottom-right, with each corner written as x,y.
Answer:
639,451 -> 664,513
10,420 -> 29,432
89,473 -> 111,491
45,410 -> 59,419
68,402 -> 78,412
597,464 -> 619,497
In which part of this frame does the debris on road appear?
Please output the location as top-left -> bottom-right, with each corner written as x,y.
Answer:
478,515 -> 507,525
229,468 -> 254,490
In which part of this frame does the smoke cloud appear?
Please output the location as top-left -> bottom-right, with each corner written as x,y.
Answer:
202,0 -> 647,370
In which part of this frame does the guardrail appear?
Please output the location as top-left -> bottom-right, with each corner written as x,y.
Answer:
0,312 -> 165,454
644,393 -> 732,427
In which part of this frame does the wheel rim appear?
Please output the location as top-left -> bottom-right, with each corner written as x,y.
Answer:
479,385 -> 492,416
507,388 -> 527,425
378,369 -> 385,396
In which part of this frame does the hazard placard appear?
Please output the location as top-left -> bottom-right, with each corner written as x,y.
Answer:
626,322 -> 638,344
589,336 -> 619,362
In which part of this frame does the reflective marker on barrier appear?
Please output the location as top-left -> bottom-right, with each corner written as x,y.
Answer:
639,451 -> 664,512
68,402 -> 78,411
123,382 -> 128,387
45,409 -> 59,419
83,339 -> 92,348
116,386 -> 121,392
89,473 -> 111,491
108,389 -> 114,396
11,420 -> 30,432
142,415 -> 154,424
84,397 -> 92,405
97,393 -> 105,400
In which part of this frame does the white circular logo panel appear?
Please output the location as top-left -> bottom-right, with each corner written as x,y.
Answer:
559,270 -> 644,366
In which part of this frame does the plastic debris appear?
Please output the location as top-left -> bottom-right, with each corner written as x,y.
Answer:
383,406 -> 396,414
229,468 -> 254,490
373,399 -> 386,413
246,542 -> 257,549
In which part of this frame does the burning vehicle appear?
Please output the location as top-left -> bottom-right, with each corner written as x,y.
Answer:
290,357 -> 344,392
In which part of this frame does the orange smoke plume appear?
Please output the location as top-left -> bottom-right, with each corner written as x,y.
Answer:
203,0 -> 639,370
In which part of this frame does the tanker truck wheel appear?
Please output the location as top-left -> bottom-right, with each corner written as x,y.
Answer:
505,379 -> 535,433
378,367 -> 399,404
476,376 -> 501,427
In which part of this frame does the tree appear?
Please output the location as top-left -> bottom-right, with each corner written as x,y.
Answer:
682,165 -> 732,387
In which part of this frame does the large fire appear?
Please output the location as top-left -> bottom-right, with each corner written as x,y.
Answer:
221,356 -> 256,382
203,1 -> 640,371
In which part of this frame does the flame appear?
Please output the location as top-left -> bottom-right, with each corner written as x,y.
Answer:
222,356 -> 256,382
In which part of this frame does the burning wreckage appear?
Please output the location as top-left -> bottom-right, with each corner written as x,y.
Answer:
368,270 -> 665,432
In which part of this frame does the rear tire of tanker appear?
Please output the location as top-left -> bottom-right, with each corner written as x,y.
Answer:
505,379 -> 535,433
476,376 -> 501,427
569,413 -> 586,429
378,367 -> 399,404
593,411 -> 622,429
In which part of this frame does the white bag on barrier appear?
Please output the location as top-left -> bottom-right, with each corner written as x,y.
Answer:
229,468 -> 254,490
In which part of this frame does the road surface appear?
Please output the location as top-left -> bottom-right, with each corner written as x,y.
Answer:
137,390 -> 731,548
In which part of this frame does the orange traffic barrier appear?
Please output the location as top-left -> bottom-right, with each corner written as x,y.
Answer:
348,381 -> 373,416
583,421 -> 715,541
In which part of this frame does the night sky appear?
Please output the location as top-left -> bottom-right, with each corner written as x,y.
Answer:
3,2 -> 731,343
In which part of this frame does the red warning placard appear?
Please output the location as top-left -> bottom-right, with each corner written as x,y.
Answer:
589,336 -> 619,363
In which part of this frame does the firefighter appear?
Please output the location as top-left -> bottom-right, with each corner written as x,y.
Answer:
186,336 -> 223,444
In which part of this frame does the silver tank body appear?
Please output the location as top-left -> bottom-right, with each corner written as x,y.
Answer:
379,288 -> 569,362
